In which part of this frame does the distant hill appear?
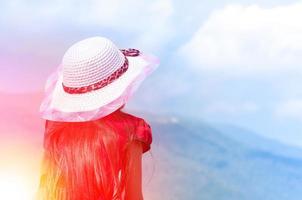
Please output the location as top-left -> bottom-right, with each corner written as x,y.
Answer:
134,112 -> 302,200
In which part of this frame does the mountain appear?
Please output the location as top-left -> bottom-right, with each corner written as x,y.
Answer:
132,112 -> 302,200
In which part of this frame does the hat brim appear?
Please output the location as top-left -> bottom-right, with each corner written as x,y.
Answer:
39,53 -> 159,122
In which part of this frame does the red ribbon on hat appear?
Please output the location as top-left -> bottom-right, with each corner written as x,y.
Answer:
62,48 -> 140,94
120,48 -> 140,56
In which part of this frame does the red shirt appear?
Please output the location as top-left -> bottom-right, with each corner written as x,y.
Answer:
100,109 -> 153,153
44,108 -> 152,154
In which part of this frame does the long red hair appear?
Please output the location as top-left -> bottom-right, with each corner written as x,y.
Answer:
36,109 -> 136,200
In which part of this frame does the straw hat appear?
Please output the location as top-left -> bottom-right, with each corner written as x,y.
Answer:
39,36 -> 159,122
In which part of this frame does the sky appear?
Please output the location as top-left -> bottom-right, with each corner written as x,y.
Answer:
1,0 -> 302,149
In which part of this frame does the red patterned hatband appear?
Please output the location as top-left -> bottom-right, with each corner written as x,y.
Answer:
62,48 -> 140,94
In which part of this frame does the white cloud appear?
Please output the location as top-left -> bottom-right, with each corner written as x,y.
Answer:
275,99 -> 302,120
179,3 -> 302,73
155,116 -> 179,124
203,101 -> 259,115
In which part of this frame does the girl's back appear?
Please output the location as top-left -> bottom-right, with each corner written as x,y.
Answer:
37,109 -> 152,200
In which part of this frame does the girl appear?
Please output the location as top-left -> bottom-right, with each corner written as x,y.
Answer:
36,36 -> 159,200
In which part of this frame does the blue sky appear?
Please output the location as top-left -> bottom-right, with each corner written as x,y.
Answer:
1,0 -> 302,147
